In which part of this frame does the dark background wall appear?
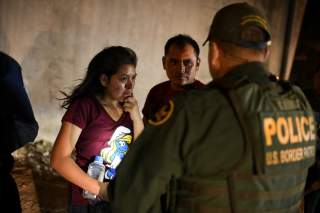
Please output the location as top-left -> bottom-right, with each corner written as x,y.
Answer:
0,0 -> 295,142
290,0 -> 320,89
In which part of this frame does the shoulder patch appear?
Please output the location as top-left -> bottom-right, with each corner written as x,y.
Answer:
148,100 -> 174,126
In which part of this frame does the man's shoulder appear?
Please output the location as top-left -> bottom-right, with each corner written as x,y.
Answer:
0,52 -> 20,77
149,81 -> 171,91
0,52 -> 19,66
0,51 -> 10,61
143,81 -> 172,118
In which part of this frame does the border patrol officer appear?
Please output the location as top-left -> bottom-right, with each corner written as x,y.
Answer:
107,3 -> 317,213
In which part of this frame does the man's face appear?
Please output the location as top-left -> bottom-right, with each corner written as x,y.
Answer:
163,44 -> 199,89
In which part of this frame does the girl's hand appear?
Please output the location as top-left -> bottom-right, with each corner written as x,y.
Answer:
122,96 -> 141,121
122,96 -> 144,139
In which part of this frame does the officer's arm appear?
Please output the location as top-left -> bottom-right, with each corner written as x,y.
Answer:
109,100 -> 186,212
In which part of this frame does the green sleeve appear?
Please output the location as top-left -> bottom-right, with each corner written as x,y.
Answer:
109,100 -> 186,212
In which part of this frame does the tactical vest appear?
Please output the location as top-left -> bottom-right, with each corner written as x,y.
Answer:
169,77 -> 316,213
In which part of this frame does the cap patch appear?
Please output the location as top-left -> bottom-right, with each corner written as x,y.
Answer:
241,15 -> 268,31
148,100 -> 174,126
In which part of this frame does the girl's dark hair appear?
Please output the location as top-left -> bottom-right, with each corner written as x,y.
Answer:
61,46 -> 137,109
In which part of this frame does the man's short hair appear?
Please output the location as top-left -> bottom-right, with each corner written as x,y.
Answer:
203,2 -> 271,49
165,34 -> 200,57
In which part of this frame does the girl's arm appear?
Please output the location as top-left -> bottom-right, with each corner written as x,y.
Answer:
50,121 -> 101,195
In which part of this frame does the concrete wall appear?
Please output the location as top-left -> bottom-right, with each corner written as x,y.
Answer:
0,0 -> 289,142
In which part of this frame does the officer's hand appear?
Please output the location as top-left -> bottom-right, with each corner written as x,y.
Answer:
98,181 -> 109,201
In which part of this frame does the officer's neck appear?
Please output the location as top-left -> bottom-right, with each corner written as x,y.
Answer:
216,55 -> 266,79
213,42 -> 268,79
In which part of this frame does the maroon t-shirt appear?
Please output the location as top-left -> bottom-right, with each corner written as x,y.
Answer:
142,80 -> 204,120
62,96 -> 133,205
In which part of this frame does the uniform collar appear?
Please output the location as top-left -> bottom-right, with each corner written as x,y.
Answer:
209,62 -> 271,89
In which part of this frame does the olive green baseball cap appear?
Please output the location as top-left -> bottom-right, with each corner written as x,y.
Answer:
203,2 -> 271,49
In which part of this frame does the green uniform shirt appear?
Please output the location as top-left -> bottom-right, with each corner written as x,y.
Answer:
108,62 -> 315,213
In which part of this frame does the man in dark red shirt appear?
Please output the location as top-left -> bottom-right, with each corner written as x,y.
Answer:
142,34 -> 204,123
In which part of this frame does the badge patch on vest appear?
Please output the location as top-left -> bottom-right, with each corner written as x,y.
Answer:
260,111 -> 316,172
148,100 -> 174,126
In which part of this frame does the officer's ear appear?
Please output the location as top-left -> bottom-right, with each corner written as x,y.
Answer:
209,42 -> 221,71
262,47 -> 270,62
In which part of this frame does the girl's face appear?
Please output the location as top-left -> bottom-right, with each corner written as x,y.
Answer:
101,64 -> 137,102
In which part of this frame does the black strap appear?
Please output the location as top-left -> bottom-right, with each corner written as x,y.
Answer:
167,176 -> 177,213
227,89 -> 263,174
217,83 -> 263,213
